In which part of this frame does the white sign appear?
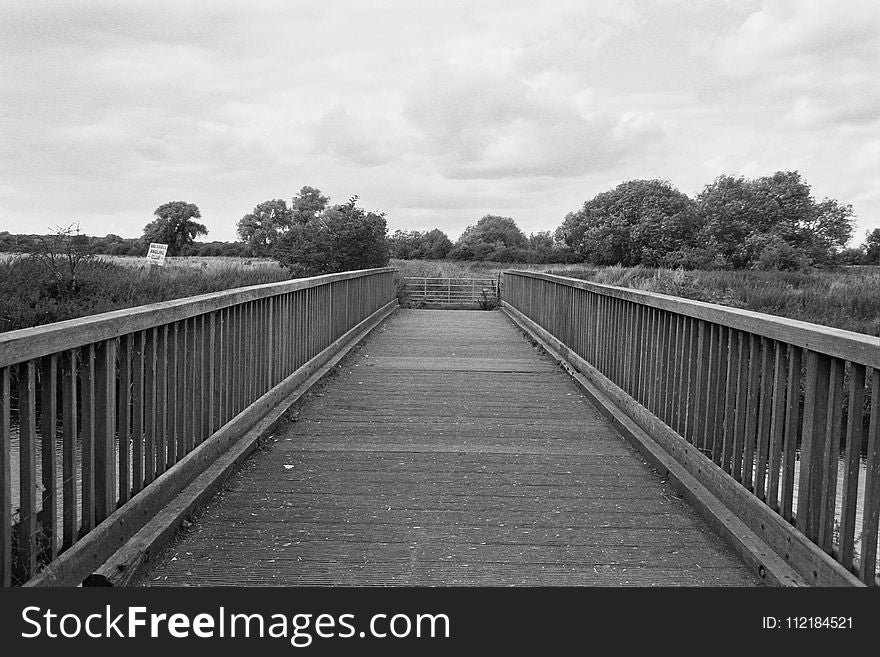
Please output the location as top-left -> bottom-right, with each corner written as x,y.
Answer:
146,242 -> 168,266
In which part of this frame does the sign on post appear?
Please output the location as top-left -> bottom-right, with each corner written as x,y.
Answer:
146,243 -> 168,267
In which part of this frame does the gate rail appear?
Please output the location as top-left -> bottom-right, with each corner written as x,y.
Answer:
400,277 -> 498,308
503,270 -> 880,586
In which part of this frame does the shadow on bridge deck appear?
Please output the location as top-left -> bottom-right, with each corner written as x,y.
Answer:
138,309 -> 759,586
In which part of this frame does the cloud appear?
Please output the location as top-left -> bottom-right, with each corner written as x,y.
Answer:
711,0 -> 879,76
404,64 -> 666,179
0,1 -> 876,243
311,105 -> 406,168
703,0 -> 880,133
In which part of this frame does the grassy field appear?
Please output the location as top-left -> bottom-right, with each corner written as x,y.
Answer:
392,259 -> 880,336
2,253 -> 878,336
0,254 -> 293,333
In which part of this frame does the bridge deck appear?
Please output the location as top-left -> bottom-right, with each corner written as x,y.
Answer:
138,309 -> 759,586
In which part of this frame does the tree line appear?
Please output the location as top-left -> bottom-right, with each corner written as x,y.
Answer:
3,170 -> 878,276
556,173 -> 860,270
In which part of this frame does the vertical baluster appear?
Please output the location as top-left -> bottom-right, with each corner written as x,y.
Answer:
268,297 -> 276,387
766,342 -> 787,511
39,354 -> 58,560
754,338 -> 775,500
797,351 -> 831,540
622,300 -> 632,389
244,302 -> 251,409
166,323 -> 177,469
635,306 -> 647,405
839,363 -> 865,570
144,327 -> 158,485
711,326 -> 729,464
175,320 -> 187,462
741,334 -> 761,487
730,331 -> 750,479
117,335 -> 131,506
623,301 -> 634,394
611,298 -> 621,384
684,317 -> 699,444
194,315 -> 204,447
132,331 -> 144,496
666,314 -> 680,426
629,303 -> 642,400
61,350 -> 78,549
94,338 -> 117,523
234,305 -> 243,412
693,321 -> 710,452
156,325 -> 168,476
677,315 -> 689,429
210,311 -> 221,435
19,360 -> 38,578
721,329 -> 741,473
858,368 -> 880,584
1,367 -> 11,585
780,345 -> 802,522
654,311 -> 668,419
253,301 -> 261,398
283,295 -> 291,377
182,318 -> 193,455
225,307 -> 234,422
648,308 -> 659,411
668,313 -> 679,430
817,358 -> 844,553
80,345 -> 96,534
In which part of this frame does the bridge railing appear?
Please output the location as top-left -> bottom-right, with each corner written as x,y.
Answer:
503,270 -> 879,586
0,267 -> 396,586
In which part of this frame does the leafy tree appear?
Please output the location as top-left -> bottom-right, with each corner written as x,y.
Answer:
864,228 -> 880,264
274,195 -> 390,276
837,246 -> 866,265
449,215 -> 528,261
141,201 -> 207,255
291,186 -> 330,225
695,171 -> 854,269
556,180 -> 700,266
237,199 -> 292,255
388,228 -> 453,259
421,228 -> 454,259
388,230 -> 422,259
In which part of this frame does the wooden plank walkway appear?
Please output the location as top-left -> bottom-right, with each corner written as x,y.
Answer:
138,309 -> 759,586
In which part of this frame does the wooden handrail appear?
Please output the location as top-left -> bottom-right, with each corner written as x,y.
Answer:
0,268 -> 395,368
507,271 -> 880,369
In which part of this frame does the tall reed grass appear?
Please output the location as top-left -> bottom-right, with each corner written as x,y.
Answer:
0,255 -> 293,332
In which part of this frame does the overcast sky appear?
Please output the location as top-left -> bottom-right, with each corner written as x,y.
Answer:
1,0 -> 877,244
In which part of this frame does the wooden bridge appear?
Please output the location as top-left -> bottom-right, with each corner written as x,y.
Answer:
1,269 -> 878,587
